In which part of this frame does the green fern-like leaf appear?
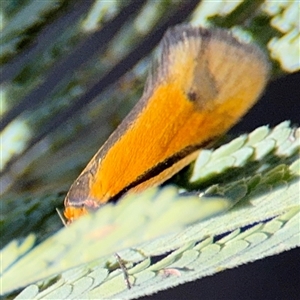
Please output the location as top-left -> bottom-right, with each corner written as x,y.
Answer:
1,1 -> 299,299
2,122 -> 299,298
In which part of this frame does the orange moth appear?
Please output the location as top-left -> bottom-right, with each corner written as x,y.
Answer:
63,25 -> 270,223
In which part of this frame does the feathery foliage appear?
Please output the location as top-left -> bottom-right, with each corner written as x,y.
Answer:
1,1 -> 299,299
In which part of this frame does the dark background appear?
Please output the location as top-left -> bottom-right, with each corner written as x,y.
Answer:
233,72 -> 300,133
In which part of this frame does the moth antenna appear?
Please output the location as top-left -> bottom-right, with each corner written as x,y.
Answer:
56,208 -> 68,227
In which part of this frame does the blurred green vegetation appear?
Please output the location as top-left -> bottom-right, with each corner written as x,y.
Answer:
1,1 -> 299,299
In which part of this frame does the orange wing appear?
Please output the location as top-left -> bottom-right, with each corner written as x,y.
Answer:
64,25 -> 270,223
